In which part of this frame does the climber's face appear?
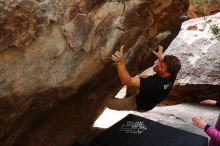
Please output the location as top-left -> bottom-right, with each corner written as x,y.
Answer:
153,59 -> 170,77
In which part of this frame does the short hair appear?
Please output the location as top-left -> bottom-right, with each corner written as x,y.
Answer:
163,55 -> 181,75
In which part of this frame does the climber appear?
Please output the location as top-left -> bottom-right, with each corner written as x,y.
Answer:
107,45 -> 181,112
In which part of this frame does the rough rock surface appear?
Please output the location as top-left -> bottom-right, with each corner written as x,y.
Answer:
135,103 -> 218,137
164,12 -> 220,104
0,0 -> 188,146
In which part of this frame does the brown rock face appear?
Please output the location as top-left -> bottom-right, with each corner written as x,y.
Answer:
188,0 -> 220,18
0,0 -> 188,145
0,0 -> 67,50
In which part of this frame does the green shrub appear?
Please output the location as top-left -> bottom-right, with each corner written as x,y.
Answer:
192,0 -> 220,15
193,0 -> 207,15
210,24 -> 220,35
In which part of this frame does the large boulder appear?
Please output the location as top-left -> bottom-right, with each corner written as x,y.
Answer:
0,0 -> 188,145
164,12 -> 220,104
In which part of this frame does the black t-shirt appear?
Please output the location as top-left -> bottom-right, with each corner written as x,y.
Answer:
136,74 -> 176,111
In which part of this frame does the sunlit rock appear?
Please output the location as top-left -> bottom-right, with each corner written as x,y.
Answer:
164,12 -> 220,104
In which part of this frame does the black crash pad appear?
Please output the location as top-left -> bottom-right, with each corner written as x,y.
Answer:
91,114 -> 208,146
